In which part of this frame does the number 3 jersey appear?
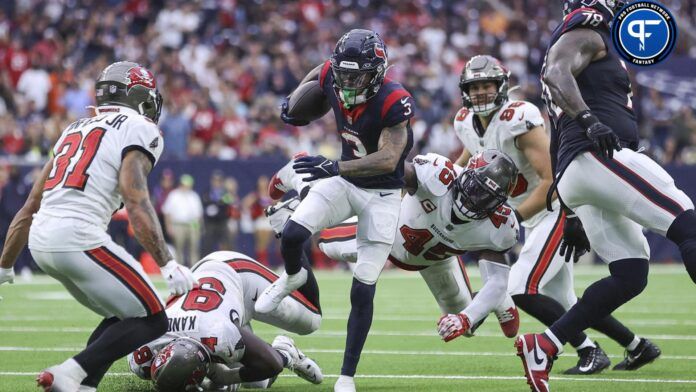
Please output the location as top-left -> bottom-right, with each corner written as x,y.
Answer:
390,153 -> 519,268
29,106 -> 164,251
453,100 -> 552,228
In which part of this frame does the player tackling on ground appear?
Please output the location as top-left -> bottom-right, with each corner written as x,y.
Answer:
0,61 -> 197,392
454,55 -> 656,374
128,251 -> 323,391
254,29 -> 415,392
516,1 -> 696,391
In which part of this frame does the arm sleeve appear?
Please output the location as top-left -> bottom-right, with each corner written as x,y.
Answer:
121,120 -> 164,167
412,153 -> 455,197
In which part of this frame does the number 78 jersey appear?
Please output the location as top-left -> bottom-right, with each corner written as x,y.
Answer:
390,153 -> 519,268
36,106 -> 163,238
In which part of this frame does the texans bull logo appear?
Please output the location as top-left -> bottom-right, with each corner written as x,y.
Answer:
374,44 -> 386,60
126,66 -> 156,90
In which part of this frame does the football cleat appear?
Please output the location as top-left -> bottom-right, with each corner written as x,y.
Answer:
334,375 -> 356,392
515,334 -> 558,392
269,152 -> 308,200
37,368 -> 81,392
563,343 -> 611,375
613,338 -> 661,371
272,335 -> 323,384
495,305 -> 520,338
255,269 -> 308,314
78,386 -> 97,392
265,197 -> 301,238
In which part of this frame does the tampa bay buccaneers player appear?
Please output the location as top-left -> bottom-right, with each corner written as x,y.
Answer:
516,1 -> 696,391
128,251 -> 323,391
455,55 -> 654,375
255,29 -> 415,392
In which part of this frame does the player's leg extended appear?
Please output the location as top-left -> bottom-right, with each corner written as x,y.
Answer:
256,177 -> 353,314
337,190 -> 399,389
581,149 -> 696,282
32,241 -> 168,390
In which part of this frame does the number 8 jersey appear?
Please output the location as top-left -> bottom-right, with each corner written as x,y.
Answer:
29,106 -> 164,251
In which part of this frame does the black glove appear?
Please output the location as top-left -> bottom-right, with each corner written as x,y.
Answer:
280,97 -> 309,126
293,155 -> 340,182
576,110 -> 622,160
559,213 -> 591,263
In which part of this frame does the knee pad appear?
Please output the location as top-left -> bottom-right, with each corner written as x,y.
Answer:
353,262 -> 381,285
281,220 -> 312,249
609,258 -> 649,300
667,209 -> 696,245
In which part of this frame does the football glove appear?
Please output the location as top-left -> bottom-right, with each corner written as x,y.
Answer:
437,312 -> 471,342
0,267 -> 14,285
160,260 -> 197,296
293,155 -> 340,182
576,110 -> 622,160
280,98 -> 310,126
559,213 -> 591,263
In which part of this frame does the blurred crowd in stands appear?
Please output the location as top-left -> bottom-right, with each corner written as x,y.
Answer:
0,0 -> 695,165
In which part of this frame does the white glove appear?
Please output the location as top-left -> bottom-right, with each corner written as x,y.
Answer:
160,260 -> 196,296
0,267 -> 14,285
437,313 -> 470,342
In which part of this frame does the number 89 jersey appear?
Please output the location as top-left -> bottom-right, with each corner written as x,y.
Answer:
389,153 -> 519,268
30,106 -> 163,251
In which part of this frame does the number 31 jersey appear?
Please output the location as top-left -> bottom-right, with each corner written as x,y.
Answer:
390,153 -> 519,268
29,106 -> 164,251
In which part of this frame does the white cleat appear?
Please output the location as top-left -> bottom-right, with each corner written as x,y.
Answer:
255,269 -> 308,314
265,197 -> 301,238
268,151 -> 309,200
37,361 -> 85,392
272,335 -> 323,384
334,375 -> 356,392
78,386 -> 97,392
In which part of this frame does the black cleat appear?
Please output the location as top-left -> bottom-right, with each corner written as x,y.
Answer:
563,342 -> 611,375
613,338 -> 661,371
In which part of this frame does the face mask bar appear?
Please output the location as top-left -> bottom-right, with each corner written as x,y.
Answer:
452,170 -> 507,220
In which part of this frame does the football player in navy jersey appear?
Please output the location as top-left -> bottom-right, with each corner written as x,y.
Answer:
255,29 -> 415,392
515,1 -> 696,391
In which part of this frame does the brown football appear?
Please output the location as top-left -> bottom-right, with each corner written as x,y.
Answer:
287,80 -> 331,122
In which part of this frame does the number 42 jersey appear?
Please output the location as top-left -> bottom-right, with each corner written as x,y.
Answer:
390,153 -> 519,268
29,106 -> 164,252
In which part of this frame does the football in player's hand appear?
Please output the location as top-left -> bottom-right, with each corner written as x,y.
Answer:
287,81 -> 330,122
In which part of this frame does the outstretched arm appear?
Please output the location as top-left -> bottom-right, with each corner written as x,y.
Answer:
0,160 -> 52,269
338,120 -> 409,177
455,148 -> 472,167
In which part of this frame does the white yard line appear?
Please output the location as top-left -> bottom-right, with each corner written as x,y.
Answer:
1,371 -> 695,384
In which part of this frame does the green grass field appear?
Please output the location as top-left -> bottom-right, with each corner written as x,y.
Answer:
1,264 -> 696,391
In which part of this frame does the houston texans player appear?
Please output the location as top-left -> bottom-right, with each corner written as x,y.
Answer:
515,1 -> 696,391
0,61 -> 197,392
455,55 -> 654,374
254,29 -> 415,392
128,251 -> 322,391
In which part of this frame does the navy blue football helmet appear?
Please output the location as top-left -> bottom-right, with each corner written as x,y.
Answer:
563,0 -> 627,22
330,29 -> 388,107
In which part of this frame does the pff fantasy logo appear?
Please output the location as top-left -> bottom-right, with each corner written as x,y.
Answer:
612,1 -> 677,66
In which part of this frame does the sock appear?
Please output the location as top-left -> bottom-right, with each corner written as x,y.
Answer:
550,258 -> 648,346
626,335 -> 641,351
589,314 -> 636,348
462,260 -> 509,324
543,329 -> 564,354
574,337 -> 596,351
666,210 -> 696,283
275,349 -> 290,367
57,358 -> 88,382
512,293 -> 590,348
73,312 -> 167,377
295,253 -> 321,313
281,220 -> 312,275
81,318 -> 119,387
341,278 -> 376,377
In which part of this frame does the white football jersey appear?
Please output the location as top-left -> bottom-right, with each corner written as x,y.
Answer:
128,258 -> 248,379
389,153 -> 519,268
29,106 -> 164,251
453,100 -> 553,227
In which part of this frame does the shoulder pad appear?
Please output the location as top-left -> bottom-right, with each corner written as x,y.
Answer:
488,205 -> 520,251
318,60 -> 331,89
380,83 -> 414,127
499,101 -> 545,137
561,8 -> 609,35
413,153 -> 456,197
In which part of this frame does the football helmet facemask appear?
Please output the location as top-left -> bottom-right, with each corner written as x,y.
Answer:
150,337 -> 211,392
459,55 -> 511,117
95,61 -> 163,124
452,150 -> 519,221
330,29 -> 388,108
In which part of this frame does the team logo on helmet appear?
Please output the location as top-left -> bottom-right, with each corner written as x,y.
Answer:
374,44 -> 386,60
126,67 -> 156,90
611,1 -> 677,66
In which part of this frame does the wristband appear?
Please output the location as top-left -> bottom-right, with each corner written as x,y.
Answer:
575,110 -> 600,130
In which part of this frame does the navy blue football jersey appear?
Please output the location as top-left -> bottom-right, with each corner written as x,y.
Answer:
318,60 -> 415,189
542,7 -> 639,176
